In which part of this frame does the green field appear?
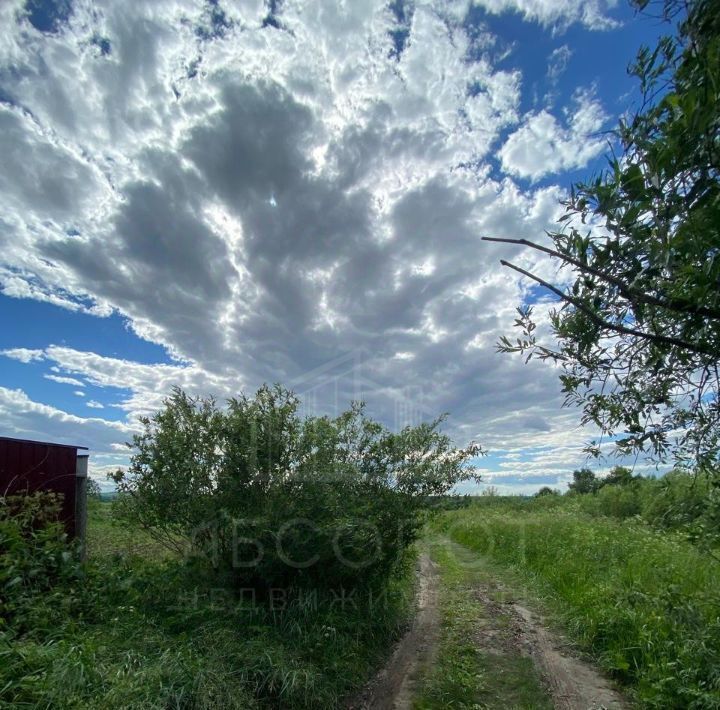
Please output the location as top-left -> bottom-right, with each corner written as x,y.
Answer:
4,491 -> 720,708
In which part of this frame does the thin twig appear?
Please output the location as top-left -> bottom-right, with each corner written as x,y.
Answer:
483,236 -> 720,321
499,259 -> 716,357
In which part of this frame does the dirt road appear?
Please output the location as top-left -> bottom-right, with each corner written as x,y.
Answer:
349,554 -> 440,710
350,540 -> 628,709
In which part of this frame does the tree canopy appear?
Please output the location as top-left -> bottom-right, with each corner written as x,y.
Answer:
568,468 -> 598,495
489,0 -> 720,473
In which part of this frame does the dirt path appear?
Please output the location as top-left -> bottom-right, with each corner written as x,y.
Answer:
513,602 -> 627,709
349,540 -> 629,710
348,553 -> 441,710
472,578 -> 628,710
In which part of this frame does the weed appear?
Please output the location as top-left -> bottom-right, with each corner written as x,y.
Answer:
1,501 -> 414,709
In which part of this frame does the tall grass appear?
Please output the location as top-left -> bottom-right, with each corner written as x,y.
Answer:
1,500 -> 414,709
438,500 -> 720,708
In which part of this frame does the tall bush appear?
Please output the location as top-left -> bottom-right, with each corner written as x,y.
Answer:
114,385 -> 481,591
641,470 -> 720,545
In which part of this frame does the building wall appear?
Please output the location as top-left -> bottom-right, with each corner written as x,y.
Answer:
0,437 -> 81,537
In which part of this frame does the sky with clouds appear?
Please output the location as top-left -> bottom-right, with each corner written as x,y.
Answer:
0,0 -> 666,492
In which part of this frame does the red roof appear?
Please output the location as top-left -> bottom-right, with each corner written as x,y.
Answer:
0,435 -> 88,450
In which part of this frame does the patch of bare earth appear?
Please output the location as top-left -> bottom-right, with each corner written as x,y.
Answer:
347,553 -> 441,710
473,579 -> 629,710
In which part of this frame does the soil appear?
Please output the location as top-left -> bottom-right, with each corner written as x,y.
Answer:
349,544 -> 629,709
474,582 -> 629,710
512,601 -> 627,709
347,553 -> 440,710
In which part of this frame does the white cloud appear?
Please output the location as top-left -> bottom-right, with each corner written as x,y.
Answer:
41,346 -> 235,423
547,45 -> 572,83
44,374 -> 85,387
0,0 -> 645,488
499,92 -> 608,180
0,386 -> 132,454
472,0 -> 620,31
1,348 -> 44,363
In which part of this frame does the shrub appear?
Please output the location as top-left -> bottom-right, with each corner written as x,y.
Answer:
599,466 -> 639,488
567,468 -> 598,495
641,470 -> 720,545
536,486 -> 560,497
0,492 -> 82,625
585,483 -> 643,519
2,491 -> 63,530
114,385 -> 480,592
86,478 -> 102,500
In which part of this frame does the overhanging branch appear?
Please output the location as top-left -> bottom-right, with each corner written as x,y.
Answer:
499,258 -> 716,358
483,236 -> 720,321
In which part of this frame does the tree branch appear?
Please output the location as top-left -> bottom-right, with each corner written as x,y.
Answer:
498,258 -> 717,357
483,236 -> 720,321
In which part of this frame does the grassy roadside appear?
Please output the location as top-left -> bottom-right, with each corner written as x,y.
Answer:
414,536 -> 553,710
435,501 -> 720,708
2,501 -> 415,709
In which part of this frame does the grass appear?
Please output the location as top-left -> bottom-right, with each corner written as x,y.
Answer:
9,492 -> 719,707
434,497 -> 720,709
85,499 -> 172,560
1,500 -> 414,709
414,536 -> 552,710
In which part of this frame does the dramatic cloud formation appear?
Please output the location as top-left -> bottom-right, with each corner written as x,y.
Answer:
0,0 -> 644,490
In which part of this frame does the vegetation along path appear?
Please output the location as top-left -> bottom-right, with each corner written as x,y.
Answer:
355,538 -> 629,709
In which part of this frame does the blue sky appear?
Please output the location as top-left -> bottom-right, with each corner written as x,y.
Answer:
0,0 -> 670,491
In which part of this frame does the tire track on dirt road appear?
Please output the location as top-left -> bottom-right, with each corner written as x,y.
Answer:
348,553 -> 440,710
349,540 -> 629,710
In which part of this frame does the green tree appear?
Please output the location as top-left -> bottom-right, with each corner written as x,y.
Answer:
488,0 -> 720,474
601,465 -> 637,487
86,478 -> 101,500
536,486 -> 559,496
113,385 -> 481,590
568,468 -> 598,495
